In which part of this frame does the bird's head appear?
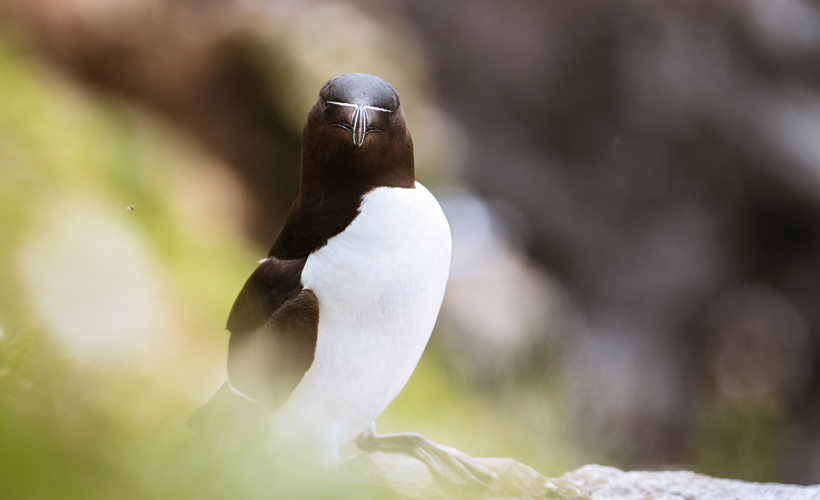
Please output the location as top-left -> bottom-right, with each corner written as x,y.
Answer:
301,73 -> 414,190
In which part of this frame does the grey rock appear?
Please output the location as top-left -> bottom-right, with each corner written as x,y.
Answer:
345,450 -> 820,500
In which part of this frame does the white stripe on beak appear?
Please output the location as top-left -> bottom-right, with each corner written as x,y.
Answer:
351,105 -> 367,147
327,101 -> 392,146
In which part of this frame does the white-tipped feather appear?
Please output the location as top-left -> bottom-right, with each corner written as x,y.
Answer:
227,378 -> 260,403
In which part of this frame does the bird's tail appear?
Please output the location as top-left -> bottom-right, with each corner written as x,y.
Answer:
186,382 -> 270,454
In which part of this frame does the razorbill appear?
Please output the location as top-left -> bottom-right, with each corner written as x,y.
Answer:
190,73 -> 490,484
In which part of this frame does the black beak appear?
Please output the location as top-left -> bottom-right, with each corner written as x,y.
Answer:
333,104 -> 370,148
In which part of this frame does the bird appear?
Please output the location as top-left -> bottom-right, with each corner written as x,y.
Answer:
189,73 -> 490,485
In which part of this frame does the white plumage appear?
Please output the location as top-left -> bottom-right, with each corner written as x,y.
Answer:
268,182 -> 451,465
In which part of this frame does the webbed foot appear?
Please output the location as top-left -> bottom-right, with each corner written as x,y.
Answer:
354,423 -> 495,488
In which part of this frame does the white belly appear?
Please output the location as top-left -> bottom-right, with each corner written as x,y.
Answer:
270,182 -> 451,458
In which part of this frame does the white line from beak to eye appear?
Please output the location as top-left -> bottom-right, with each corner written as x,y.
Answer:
364,105 -> 393,112
326,101 -> 393,113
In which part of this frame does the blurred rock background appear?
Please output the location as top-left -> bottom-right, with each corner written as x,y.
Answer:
2,0 -> 820,497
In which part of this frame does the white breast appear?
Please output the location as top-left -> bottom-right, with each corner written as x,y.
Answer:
269,182 -> 451,461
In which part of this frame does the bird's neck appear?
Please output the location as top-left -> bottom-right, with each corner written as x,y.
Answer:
268,172 -> 377,260
268,138 -> 415,260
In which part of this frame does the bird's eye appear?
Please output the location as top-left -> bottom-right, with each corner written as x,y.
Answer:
322,99 -> 329,109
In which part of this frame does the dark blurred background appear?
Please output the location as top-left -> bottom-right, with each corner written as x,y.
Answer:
3,0 -> 820,497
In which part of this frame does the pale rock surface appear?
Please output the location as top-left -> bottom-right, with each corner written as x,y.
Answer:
344,450 -> 820,500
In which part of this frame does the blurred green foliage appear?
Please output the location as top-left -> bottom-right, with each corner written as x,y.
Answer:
0,8 -> 797,496
0,28 -> 585,499
690,394 -> 786,482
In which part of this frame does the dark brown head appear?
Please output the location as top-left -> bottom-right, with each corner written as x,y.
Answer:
300,73 -> 415,194
269,74 -> 415,259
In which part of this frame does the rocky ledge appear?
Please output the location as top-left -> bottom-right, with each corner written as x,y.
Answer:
344,450 -> 820,500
